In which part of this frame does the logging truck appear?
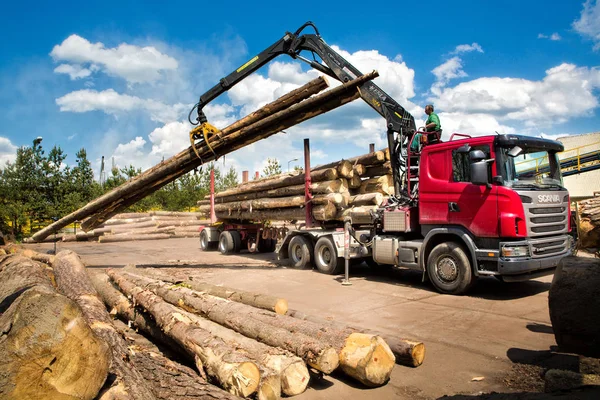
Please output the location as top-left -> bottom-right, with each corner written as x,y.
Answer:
195,22 -> 572,294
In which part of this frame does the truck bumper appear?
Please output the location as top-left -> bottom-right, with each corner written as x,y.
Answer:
496,235 -> 571,277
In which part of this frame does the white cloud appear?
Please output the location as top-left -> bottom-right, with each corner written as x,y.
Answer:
431,63 -> 600,129
431,57 -> 468,96
111,136 -> 149,170
437,112 -> 516,137
573,0 -> 600,50
54,64 -> 92,80
55,89 -> 188,123
538,33 -> 562,41
0,136 -> 18,166
452,43 -> 484,54
50,35 -> 178,83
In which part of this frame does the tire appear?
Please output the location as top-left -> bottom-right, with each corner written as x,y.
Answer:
426,242 -> 475,295
219,231 -> 241,255
199,230 -> 216,251
258,237 -> 277,253
314,236 -> 344,275
288,235 -> 313,269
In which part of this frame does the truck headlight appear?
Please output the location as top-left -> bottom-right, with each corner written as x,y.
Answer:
501,245 -> 530,257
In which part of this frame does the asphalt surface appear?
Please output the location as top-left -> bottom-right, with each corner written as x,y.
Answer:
26,238 -> 592,399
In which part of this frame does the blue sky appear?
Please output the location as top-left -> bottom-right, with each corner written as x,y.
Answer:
1,0 -> 599,177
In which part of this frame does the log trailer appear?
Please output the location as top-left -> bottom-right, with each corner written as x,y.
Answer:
195,22 -> 572,294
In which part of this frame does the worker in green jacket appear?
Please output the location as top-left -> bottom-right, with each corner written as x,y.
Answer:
411,104 -> 441,152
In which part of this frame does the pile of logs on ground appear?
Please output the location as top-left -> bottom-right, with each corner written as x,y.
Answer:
577,195 -> 600,248
31,71 -> 378,243
197,150 -> 393,223
1,245 -> 426,399
27,211 -> 209,244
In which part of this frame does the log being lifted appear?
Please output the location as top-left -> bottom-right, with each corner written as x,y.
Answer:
52,250 -> 156,400
0,255 -> 110,400
107,271 -> 264,398
33,72 -> 377,241
199,193 -> 346,213
204,179 -> 349,204
216,203 -> 337,222
136,268 -> 289,314
109,270 -> 339,374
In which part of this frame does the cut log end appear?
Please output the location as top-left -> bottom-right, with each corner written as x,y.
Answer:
409,342 -> 426,367
257,373 -> 282,400
390,339 -> 426,367
281,360 -> 310,396
340,333 -> 395,387
308,347 -> 339,375
230,361 -> 261,398
274,299 -> 288,315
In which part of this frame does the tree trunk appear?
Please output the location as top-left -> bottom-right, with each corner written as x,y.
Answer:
52,250 -> 156,400
113,320 -> 239,400
335,206 -> 379,223
349,193 -> 384,206
135,269 -> 289,314
99,233 -> 172,243
33,74 -> 370,241
360,175 -> 394,195
110,226 -> 176,236
106,220 -> 157,231
0,289 -> 111,400
150,211 -> 203,218
200,193 -> 346,213
348,174 -> 362,189
0,255 -> 110,400
154,220 -> 205,228
107,271 -> 263,398
364,162 -> 392,178
112,212 -> 152,219
549,256 -> 600,357
104,217 -> 154,226
286,309 -> 425,368
313,151 -> 385,171
215,203 -> 337,222
109,270 -> 339,374
353,164 -> 366,176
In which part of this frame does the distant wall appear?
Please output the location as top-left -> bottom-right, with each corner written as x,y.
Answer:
557,132 -> 600,200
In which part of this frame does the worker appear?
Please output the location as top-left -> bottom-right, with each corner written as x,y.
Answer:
410,105 -> 442,152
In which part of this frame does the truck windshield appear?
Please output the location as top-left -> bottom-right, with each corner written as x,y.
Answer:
497,147 -> 563,189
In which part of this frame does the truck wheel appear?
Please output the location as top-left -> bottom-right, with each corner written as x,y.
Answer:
314,237 -> 344,275
288,235 -> 313,269
258,237 -> 276,253
219,231 -> 241,255
427,242 -> 474,295
199,230 -> 216,251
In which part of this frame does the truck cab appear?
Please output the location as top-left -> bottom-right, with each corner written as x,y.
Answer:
371,133 -> 571,294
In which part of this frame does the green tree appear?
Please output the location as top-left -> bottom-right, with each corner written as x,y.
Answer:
221,166 -> 239,190
262,158 -> 282,177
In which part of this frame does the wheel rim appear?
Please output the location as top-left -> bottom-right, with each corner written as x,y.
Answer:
200,233 -> 208,249
247,237 -> 257,253
290,243 -> 302,263
436,255 -> 459,283
219,236 -> 226,252
317,245 -> 333,267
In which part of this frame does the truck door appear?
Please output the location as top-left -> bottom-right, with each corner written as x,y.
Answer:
446,144 -> 499,237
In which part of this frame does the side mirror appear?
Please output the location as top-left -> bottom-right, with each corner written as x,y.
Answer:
470,161 -> 490,185
456,144 -> 471,154
508,146 -> 523,158
469,149 -> 486,161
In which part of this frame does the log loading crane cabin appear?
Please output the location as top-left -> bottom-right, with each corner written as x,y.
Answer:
194,22 -> 572,294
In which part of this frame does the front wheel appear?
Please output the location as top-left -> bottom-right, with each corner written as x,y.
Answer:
288,235 -> 313,269
426,242 -> 475,295
313,237 -> 344,275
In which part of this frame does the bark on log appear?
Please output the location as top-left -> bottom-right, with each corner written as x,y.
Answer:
200,193 -> 345,213
549,256 -> 600,357
31,77 -> 333,241
0,254 -> 54,312
52,250 -> 156,400
155,220 -> 205,228
348,174 -> 362,189
109,270 -> 339,374
114,320 -> 238,400
112,212 -> 152,219
286,309 -> 425,368
18,248 -> 56,265
107,271 -> 262,397
544,369 -> 600,392
98,233 -> 172,243
335,206 -> 379,223
111,226 -> 176,236
215,203 -> 337,222
135,269 -> 288,314
106,220 -> 156,231
313,152 -> 385,172
364,162 -> 392,178
0,288 -> 111,400
580,356 -> 600,375
349,193 -> 384,206
150,211 -> 203,218
353,164 -> 366,176
104,217 -> 153,226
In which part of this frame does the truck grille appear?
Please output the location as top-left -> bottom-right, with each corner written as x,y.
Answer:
519,190 -> 569,238
529,236 -> 570,258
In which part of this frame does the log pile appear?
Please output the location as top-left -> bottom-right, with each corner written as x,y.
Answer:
577,195 -> 600,248
2,246 -> 426,398
197,149 -> 393,223
31,71 -> 378,243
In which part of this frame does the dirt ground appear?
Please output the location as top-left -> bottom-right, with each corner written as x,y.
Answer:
27,238 -> 600,400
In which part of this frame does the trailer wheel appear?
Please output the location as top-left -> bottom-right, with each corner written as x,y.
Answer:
427,242 -> 474,295
258,237 -> 277,253
314,237 -> 344,275
288,235 -> 313,269
219,231 -> 241,255
199,230 -> 217,251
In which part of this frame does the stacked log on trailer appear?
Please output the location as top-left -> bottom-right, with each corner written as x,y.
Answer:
31,71 -> 378,243
198,149 -> 393,223
577,195 -> 600,248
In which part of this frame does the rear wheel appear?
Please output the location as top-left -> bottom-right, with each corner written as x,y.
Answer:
199,230 -> 217,251
258,237 -> 277,253
314,237 -> 344,275
427,242 -> 475,295
219,231 -> 241,255
288,235 -> 313,269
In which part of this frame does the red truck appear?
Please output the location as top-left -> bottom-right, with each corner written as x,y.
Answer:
194,22 -> 571,294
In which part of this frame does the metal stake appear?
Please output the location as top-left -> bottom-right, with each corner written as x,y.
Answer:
342,219 -> 352,286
